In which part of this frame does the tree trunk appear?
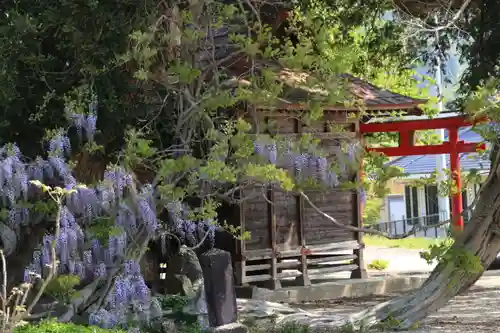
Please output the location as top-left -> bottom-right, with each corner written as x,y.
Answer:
350,154 -> 500,330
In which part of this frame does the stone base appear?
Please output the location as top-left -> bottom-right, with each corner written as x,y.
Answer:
213,322 -> 249,333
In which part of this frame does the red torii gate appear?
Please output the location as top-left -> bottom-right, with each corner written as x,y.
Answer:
360,115 -> 487,231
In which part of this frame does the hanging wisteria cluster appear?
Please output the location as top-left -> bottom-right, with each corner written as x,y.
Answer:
253,139 -> 361,188
67,91 -> 98,141
167,201 -> 217,249
88,260 -> 158,329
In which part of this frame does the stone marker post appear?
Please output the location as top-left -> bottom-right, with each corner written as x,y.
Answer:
199,248 -> 238,327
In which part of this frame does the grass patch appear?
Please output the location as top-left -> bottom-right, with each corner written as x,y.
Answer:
363,235 -> 446,250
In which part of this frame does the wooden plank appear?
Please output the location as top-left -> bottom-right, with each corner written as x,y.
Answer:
306,254 -> 357,265
308,264 -> 359,275
245,263 -> 271,272
243,264 -> 359,283
276,260 -> 300,269
305,234 -> 356,246
306,240 -> 361,252
254,110 -> 355,123
243,192 -> 271,251
308,262 -> 354,269
242,274 -> 273,283
243,240 -> 360,260
279,270 -> 303,279
244,259 -> 301,272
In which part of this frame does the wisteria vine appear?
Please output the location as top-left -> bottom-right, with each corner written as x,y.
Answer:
3,94 -> 361,329
0,97 -> 215,329
253,139 -> 361,188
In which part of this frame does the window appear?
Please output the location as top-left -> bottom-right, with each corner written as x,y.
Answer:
425,185 -> 439,226
404,185 -> 419,225
405,184 -> 442,226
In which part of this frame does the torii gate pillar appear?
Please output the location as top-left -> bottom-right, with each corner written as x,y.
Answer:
449,128 -> 464,230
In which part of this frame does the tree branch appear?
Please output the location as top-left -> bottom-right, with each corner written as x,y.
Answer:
300,190 -> 472,240
418,0 -> 472,33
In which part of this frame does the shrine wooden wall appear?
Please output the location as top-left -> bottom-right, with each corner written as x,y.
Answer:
217,109 -> 365,289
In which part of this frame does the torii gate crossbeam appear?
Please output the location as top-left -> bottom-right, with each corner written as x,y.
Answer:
360,115 -> 487,231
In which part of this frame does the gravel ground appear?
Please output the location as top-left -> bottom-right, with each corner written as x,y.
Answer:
297,288 -> 500,331
239,275 -> 500,332
240,246 -> 500,332
291,273 -> 500,332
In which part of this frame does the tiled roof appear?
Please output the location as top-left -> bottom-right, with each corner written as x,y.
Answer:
227,62 -> 426,114
201,26 -> 425,114
341,74 -> 427,109
386,127 -> 490,175
276,70 -> 425,113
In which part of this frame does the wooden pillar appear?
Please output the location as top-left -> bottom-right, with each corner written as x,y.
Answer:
266,187 -> 281,289
295,187 -> 310,286
235,202 -> 246,286
351,120 -> 367,279
399,131 -> 409,148
295,117 -> 310,286
358,157 -> 365,225
449,128 -> 464,231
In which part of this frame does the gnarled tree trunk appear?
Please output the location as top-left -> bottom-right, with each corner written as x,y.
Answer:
350,149 -> 500,329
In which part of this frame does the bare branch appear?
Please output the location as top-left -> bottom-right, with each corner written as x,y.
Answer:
396,0 -> 473,43
300,190 -> 473,240
410,0 -> 472,33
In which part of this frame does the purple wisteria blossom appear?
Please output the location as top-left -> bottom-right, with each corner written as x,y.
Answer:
90,264 -> 152,328
104,166 -> 133,201
198,218 -> 217,247
294,153 -> 309,179
48,134 -> 71,157
66,186 -> 100,220
254,141 -> 279,164
183,219 -> 198,247
251,138 -> 363,188
67,91 -> 98,141
5,98 -> 168,330
137,198 -> 157,234
316,157 -> 328,183
252,138 -> 359,188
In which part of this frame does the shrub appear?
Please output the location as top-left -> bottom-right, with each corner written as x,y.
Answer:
157,294 -> 189,312
15,320 -> 126,333
367,259 -> 390,271
44,274 -> 81,303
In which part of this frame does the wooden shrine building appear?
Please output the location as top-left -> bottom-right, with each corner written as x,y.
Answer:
149,3 -> 428,290
216,66 -> 427,289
